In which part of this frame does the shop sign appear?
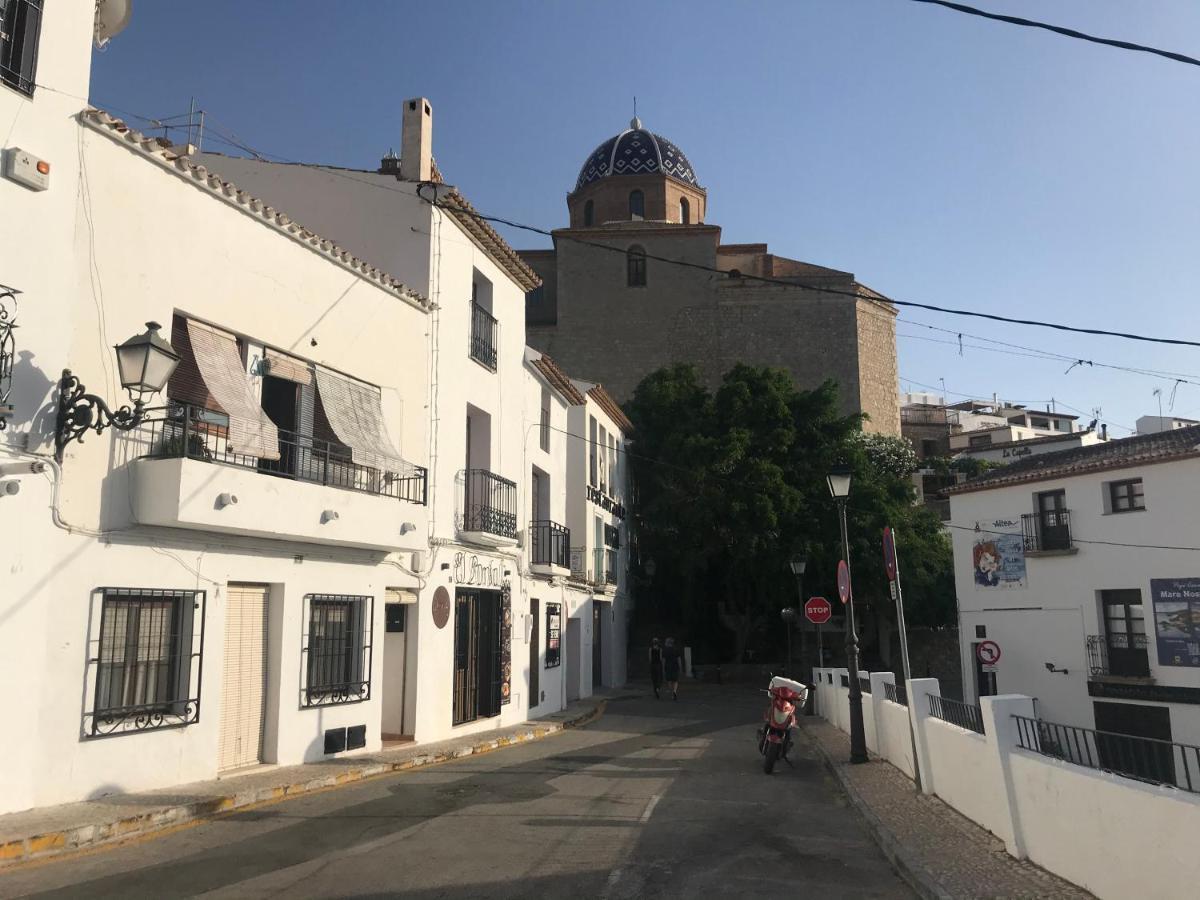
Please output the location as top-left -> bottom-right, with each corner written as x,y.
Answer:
1151,577 -> 1200,667
546,602 -> 562,668
587,485 -> 626,520
453,552 -> 504,587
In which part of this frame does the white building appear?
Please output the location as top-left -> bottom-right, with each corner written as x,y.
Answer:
0,2 -> 630,816
948,426 -> 1200,770
1137,414 -> 1200,435
953,429 -> 1105,465
1,3 -> 430,813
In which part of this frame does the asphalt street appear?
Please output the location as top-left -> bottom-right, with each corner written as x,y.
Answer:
1,685 -> 913,899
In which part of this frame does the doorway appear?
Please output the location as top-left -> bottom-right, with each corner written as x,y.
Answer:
453,588 -> 501,725
382,589 -> 415,742
566,617 -> 582,702
1101,590 -> 1151,677
592,603 -> 604,689
260,375 -> 298,475
1036,489 -> 1070,550
529,599 -> 540,708
218,584 -> 269,772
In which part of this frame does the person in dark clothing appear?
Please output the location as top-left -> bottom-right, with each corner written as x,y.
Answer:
663,637 -> 682,700
649,638 -> 664,699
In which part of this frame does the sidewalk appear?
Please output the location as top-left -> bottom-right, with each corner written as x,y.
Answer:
801,718 -> 1094,900
0,693 -> 610,869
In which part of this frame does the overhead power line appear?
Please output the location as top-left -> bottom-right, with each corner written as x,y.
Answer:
907,0 -> 1200,69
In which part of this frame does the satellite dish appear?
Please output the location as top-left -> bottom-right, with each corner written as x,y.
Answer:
94,0 -> 134,49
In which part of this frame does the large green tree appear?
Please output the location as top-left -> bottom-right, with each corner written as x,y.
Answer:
627,364 -> 954,665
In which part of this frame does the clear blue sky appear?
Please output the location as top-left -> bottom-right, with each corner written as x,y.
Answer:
90,1 -> 1200,434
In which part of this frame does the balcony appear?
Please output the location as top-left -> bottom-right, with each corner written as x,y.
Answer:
458,468 -> 517,545
1087,634 -> 1153,680
1021,510 -> 1075,555
470,302 -> 498,370
529,520 -> 571,575
130,404 -> 427,551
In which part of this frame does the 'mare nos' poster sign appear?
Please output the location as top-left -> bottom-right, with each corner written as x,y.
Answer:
972,520 -> 1027,590
1151,578 -> 1200,667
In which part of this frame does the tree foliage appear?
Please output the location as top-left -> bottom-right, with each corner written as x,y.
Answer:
628,364 -> 955,663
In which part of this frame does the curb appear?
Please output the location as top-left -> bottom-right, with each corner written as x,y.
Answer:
800,725 -> 954,900
0,699 -> 606,870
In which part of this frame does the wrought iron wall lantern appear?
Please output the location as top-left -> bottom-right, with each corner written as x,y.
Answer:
55,321 -> 181,462
0,284 -> 19,431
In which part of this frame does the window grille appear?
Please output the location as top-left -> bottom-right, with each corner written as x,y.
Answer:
0,0 -> 42,96
86,588 -> 205,737
303,594 -> 373,707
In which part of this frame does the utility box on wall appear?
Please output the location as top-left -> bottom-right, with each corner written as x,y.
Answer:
3,148 -> 50,191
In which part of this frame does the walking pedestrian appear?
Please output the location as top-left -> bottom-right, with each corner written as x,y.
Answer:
649,638 -> 664,699
664,637 -> 681,700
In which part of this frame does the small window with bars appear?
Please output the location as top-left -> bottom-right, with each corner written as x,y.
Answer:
87,588 -> 205,738
1108,478 -> 1145,513
539,388 -> 551,452
303,594 -> 373,707
1,0 -> 43,96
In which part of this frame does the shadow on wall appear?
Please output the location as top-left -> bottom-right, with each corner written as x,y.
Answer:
892,627 -> 963,701
8,350 -> 57,442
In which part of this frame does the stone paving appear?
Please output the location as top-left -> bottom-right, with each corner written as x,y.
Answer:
801,718 -> 1094,900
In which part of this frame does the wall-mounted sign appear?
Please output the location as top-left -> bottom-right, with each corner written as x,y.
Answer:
453,552 -> 503,588
587,485 -> 626,520
500,582 -> 512,705
1001,446 -> 1032,459
545,602 -> 562,668
973,520 -> 1026,590
432,587 -> 451,629
1151,578 -> 1200,668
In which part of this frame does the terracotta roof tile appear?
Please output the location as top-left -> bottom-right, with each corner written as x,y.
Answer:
438,189 -> 541,293
586,385 -> 633,434
531,354 -> 586,405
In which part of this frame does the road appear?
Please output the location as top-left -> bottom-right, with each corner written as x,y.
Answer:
2,685 -> 913,899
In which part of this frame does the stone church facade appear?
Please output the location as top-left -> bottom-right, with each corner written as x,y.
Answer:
520,118 -> 900,435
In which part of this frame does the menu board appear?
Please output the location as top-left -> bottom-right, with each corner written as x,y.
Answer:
1151,578 -> 1200,667
500,582 -> 512,704
546,603 -> 562,668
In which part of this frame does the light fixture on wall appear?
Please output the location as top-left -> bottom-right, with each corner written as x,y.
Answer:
1044,662 -> 1069,675
321,509 -> 340,524
216,492 -> 238,509
399,521 -> 416,535
55,321 -> 181,462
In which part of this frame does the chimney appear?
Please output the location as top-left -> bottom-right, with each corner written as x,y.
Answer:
400,97 -> 432,182
1101,423 -> 1108,440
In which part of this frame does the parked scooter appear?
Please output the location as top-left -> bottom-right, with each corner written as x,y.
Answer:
757,675 -> 808,774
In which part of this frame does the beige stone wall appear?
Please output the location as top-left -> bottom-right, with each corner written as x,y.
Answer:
568,176 -> 706,228
856,299 -> 901,435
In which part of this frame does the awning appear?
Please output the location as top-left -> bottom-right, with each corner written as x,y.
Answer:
186,320 -> 280,461
313,366 -> 408,474
385,588 -> 418,605
265,349 -> 314,386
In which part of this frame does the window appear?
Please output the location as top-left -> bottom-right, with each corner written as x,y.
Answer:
608,434 -> 617,495
599,424 -> 608,492
1109,478 -> 1145,513
583,199 -> 594,226
304,594 -> 372,706
626,245 -> 647,287
1031,417 -> 1050,430
589,415 -> 598,485
968,433 -> 991,448
679,197 -> 690,224
89,588 -> 204,737
629,189 -> 644,220
0,0 -> 42,96
604,523 -> 621,549
539,387 -> 551,452
545,602 -> 562,668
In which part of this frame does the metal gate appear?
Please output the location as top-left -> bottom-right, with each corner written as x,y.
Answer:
453,588 -> 501,725
218,584 -> 268,771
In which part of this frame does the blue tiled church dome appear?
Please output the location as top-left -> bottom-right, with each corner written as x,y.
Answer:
575,118 -> 698,191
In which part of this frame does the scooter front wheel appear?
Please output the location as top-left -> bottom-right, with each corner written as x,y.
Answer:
763,741 -> 781,774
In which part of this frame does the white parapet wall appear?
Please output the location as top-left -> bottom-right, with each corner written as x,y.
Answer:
812,668 -> 1200,900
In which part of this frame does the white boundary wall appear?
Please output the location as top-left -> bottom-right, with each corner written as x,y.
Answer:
812,668 -> 1200,900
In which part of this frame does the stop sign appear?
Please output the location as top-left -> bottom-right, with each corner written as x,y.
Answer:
805,596 -> 832,625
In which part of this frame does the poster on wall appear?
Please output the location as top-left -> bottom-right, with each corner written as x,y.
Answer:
972,520 -> 1027,590
500,582 -> 512,705
1151,578 -> 1200,667
546,603 -> 562,668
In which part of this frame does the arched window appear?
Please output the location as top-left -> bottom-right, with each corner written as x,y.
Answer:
629,190 -> 644,220
626,245 -> 647,287
583,199 -> 594,227
679,197 -> 690,225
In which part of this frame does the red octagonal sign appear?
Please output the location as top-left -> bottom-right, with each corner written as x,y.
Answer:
805,597 -> 832,625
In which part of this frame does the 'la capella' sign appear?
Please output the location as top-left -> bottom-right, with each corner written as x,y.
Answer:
587,485 -> 626,520
453,552 -> 504,587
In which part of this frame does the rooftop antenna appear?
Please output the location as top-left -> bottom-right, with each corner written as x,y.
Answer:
1154,388 -> 1163,432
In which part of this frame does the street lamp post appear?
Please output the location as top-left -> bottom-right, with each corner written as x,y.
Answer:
788,554 -> 806,676
828,464 -> 868,765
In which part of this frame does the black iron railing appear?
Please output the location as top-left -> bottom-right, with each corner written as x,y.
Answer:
1,0 -> 43,96
470,301 -> 498,370
928,694 -> 985,734
1014,715 -> 1200,793
883,682 -> 908,706
859,676 -> 872,694
530,520 -> 570,568
303,594 -> 372,707
1087,633 -> 1151,678
606,548 -> 618,584
839,673 -> 849,688
460,468 -> 517,538
1022,509 -> 1073,552
137,403 -> 427,504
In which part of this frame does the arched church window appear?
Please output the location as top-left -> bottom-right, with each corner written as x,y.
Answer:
584,199 -> 594,227
629,190 -> 644,220
679,197 -> 690,225
627,245 -> 647,287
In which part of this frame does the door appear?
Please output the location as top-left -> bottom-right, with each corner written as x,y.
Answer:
1101,590 -> 1150,677
529,599 -> 540,708
382,589 -> 413,739
260,375 -> 298,475
1037,489 -> 1070,550
592,603 -> 604,689
452,588 -> 502,725
566,618 -> 582,702
218,584 -> 268,772
1092,702 -> 1174,785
